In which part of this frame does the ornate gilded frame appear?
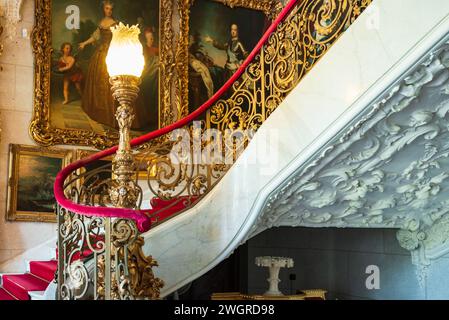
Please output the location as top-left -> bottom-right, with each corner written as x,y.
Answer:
0,22 -> 3,142
6,144 -> 73,223
0,21 -> 3,55
174,0 -> 284,119
30,0 -> 176,149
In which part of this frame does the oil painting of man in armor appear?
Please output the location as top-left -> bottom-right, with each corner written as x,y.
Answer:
188,0 -> 268,112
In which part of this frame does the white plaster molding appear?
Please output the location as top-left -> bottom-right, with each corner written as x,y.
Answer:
251,31 -> 449,267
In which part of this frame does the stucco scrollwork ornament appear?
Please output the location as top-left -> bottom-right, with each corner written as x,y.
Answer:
246,31 -> 449,272
397,213 -> 449,267
396,229 -> 426,251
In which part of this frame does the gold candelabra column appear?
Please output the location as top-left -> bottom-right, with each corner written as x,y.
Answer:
106,23 -> 145,209
99,23 -> 165,301
108,75 -> 141,208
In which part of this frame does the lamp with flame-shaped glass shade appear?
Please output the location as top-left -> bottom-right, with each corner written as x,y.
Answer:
105,22 -> 145,209
106,22 -> 145,77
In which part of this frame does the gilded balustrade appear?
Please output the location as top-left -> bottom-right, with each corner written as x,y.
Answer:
138,0 -> 373,213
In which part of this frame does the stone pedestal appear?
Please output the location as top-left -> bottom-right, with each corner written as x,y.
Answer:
255,256 -> 294,296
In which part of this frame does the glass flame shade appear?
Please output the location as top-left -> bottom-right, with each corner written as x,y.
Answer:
106,22 -> 145,78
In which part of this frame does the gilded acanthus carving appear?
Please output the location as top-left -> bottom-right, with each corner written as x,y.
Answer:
97,234 -> 164,300
127,237 -> 165,299
397,213 -> 449,266
212,0 -> 284,20
205,0 -> 372,134
249,32 -> 449,267
0,20 -> 3,143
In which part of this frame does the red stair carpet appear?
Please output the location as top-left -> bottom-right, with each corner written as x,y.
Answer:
0,196 -> 194,301
0,260 -> 57,300
150,196 -> 200,223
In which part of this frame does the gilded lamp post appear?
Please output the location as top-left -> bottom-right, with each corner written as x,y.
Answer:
105,23 -> 145,208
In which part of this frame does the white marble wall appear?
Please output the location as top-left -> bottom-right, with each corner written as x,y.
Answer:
143,0 -> 449,297
0,0 -> 56,266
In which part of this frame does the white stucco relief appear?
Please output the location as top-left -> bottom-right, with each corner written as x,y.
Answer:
251,34 -> 449,268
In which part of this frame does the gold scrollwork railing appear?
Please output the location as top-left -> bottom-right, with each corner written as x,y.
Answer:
145,0 -> 373,205
207,0 -> 373,132
58,212 -> 164,300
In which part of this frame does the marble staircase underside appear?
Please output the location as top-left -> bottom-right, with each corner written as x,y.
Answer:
141,0 -> 449,297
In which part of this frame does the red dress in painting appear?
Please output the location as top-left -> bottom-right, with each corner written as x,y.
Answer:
58,59 -> 84,84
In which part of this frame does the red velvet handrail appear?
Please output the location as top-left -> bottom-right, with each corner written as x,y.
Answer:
54,0 -> 300,232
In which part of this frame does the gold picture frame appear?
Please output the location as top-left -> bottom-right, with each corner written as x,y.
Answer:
174,0 -> 283,119
30,0 -> 177,149
6,144 -> 73,223
0,21 -> 3,56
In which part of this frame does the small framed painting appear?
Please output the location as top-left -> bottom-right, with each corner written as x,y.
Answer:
6,144 -> 72,223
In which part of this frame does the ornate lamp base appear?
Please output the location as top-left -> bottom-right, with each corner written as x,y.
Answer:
255,256 -> 294,296
107,75 -> 142,208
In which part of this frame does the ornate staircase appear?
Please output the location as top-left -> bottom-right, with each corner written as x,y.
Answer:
50,0 -> 374,300
20,0 -> 449,301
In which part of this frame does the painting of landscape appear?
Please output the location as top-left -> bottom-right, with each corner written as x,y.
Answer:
16,155 -> 62,213
7,144 -> 71,223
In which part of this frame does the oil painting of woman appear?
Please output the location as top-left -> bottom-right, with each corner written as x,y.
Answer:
49,0 -> 160,134
78,0 -> 117,128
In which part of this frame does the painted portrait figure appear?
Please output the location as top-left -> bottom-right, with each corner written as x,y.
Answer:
205,24 -> 248,80
78,0 -> 118,129
49,0 -> 160,136
188,0 -> 268,111
58,42 -> 84,105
